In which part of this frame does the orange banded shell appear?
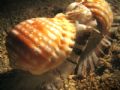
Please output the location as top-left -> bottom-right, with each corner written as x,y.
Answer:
6,14 -> 76,75
76,0 -> 113,33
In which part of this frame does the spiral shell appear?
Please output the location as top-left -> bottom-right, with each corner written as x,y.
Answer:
76,0 -> 113,33
6,14 -> 76,75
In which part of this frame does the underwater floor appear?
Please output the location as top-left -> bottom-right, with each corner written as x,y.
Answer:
0,0 -> 120,90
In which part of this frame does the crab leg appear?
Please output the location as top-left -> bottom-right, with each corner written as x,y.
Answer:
76,27 -> 103,75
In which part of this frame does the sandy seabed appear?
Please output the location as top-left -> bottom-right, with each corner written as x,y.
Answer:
0,0 -> 120,90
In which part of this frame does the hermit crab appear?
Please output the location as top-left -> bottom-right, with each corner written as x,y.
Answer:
6,0 -> 113,77
66,0 -> 113,76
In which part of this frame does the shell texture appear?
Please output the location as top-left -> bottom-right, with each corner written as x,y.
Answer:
6,14 -> 76,75
76,0 -> 113,33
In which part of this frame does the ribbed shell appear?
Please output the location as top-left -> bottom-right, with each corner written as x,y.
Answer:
7,14 -> 76,75
76,0 -> 113,33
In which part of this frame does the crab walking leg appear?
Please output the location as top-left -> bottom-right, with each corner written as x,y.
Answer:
88,55 -> 95,73
81,56 -> 95,77
101,37 -> 111,47
81,59 -> 88,77
76,28 -> 103,75
91,52 -> 99,65
97,46 -> 106,55
76,29 -> 112,76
